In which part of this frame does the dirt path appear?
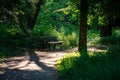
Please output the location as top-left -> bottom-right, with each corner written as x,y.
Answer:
0,46 -> 106,80
0,50 -> 69,80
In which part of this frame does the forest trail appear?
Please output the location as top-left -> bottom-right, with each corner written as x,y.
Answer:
0,50 -> 68,80
0,46 -> 106,80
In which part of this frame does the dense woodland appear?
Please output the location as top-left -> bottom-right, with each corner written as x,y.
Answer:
0,0 -> 120,80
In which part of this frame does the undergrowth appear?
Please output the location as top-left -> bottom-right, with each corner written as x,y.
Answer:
57,44 -> 120,80
57,28 -> 120,80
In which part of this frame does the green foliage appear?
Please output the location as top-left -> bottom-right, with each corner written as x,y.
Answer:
99,36 -> 120,45
112,28 -> 120,37
57,45 -> 120,80
57,52 -> 80,71
57,29 -> 120,80
63,32 -> 78,48
0,51 -> 12,59
87,29 -> 100,45
99,28 -> 120,45
35,0 -> 79,48
33,25 -> 58,36
0,0 -> 78,51
32,25 -> 78,48
0,24 -> 9,38
0,0 -> 34,34
0,0 -> 120,60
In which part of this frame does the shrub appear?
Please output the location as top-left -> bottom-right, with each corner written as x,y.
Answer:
57,46 -> 120,80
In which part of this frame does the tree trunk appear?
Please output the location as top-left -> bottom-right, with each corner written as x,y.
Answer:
78,0 -> 88,54
28,0 -> 42,30
100,25 -> 112,37
18,14 -> 29,35
100,18 -> 112,37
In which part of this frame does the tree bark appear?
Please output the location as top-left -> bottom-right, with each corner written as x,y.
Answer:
78,0 -> 88,54
100,25 -> 112,37
100,18 -> 112,37
28,0 -> 42,30
18,14 -> 29,35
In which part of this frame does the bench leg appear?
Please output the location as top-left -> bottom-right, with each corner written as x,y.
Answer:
48,43 -> 62,51
49,44 -> 56,51
60,44 -> 62,50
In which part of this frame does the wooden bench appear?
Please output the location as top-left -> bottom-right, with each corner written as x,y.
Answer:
42,36 -> 63,50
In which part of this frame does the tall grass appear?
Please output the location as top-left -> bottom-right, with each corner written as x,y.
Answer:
57,45 -> 120,80
87,29 -> 100,46
57,28 -> 120,80
33,25 -> 79,49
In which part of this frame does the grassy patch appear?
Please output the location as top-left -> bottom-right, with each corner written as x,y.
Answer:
0,46 -> 26,60
87,29 -> 100,46
0,50 -> 15,61
57,45 -> 120,80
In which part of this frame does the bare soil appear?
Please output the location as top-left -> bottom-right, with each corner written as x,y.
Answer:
0,50 -> 69,80
0,46 -> 106,80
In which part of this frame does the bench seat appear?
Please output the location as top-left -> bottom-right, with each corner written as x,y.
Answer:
41,36 -> 63,51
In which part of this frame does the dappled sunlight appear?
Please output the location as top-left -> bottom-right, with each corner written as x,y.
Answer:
88,45 -> 107,52
57,43 -> 120,80
0,55 -> 29,69
0,69 -> 58,80
0,49 -> 68,80
0,0 -> 120,80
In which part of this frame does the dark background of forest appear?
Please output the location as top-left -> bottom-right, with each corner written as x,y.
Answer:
0,0 -> 120,80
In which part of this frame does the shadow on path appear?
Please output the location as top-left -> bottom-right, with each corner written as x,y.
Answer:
28,50 -> 55,71
0,49 -> 59,80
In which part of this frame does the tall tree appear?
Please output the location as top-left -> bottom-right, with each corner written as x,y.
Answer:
78,0 -> 88,54
27,0 -> 43,30
100,0 -> 120,37
0,0 -> 33,35
0,0 -> 43,35
71,0 -> 88,53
